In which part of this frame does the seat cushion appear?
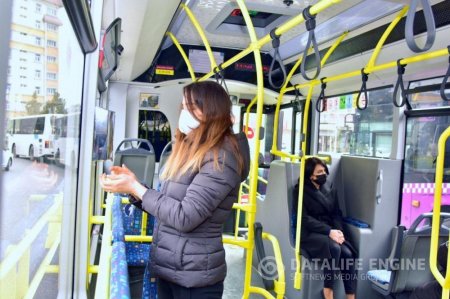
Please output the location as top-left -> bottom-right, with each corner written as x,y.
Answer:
367,269 -> 391,291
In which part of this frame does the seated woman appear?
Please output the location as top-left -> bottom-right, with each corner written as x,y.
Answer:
293,157 -> 357,299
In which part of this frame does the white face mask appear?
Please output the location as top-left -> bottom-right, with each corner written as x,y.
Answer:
178,109 -> 200,135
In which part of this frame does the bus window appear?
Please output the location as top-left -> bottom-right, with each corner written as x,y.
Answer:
2,1 -> 85,297
408,77 -> 450,109
280,107 -> 293,154
138,110 -> 171,162
294,110 -> 303,156
318,87 -> 394,158
401,115 -> 450,228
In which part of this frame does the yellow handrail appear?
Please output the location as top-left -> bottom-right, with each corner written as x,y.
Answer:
124,235 -> 153,242
366,6 -> 408,70
166,32 -> 196,81
271,32 -> 347,160
430,126 -> 450,299
286,47 -> 450,92
94,195 -> 113,299
262,232 -> 286,299
181,4 -> 218,71
234,1 -> 264,296
292,85 -> 314,289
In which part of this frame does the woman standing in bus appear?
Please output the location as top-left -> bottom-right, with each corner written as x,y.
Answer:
100,81 -> 250,299
294,157 -> 357,299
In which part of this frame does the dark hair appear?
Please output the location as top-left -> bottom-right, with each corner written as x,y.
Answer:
304,157 -> 329,179
162,81 -> 243,179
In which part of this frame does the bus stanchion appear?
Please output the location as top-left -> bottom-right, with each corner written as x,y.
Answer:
429,126 -> 450,299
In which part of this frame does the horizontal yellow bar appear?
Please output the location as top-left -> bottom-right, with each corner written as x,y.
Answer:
90,216 -> 104,225
286,47 -> 450,91
232,203 -> 254,213
88,265 -> 99,274
258,176 -> 268,185
305,155 -> 331,163
249,286 -> 274,298
222,237 -> 251,248
46,265 -> 59,273
125,235 -> 153,242
270,150 -> 301,160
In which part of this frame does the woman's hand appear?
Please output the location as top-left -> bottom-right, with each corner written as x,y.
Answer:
329,229 -> 345,244
100,164 -> 147,199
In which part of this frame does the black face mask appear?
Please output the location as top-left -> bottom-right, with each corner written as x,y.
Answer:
313,174 -> 327,186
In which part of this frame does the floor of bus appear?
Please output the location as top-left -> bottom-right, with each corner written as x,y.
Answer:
128,244 -> 267,298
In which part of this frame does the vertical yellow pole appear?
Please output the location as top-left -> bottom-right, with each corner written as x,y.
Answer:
366,6 -> 409,71
429,126 -> 450,299
16,246 -> 30,298
293,85 -> 314,289
235,1 -> 263,297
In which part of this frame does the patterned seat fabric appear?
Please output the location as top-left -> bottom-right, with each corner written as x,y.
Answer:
112,196 -> 125,242
142,259 -> 158,299
110,241 -> 131,298
125,243 -> 151,267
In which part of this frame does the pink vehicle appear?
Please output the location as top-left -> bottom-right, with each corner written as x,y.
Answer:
401,116 -> 450,228
401,183 -> 450,229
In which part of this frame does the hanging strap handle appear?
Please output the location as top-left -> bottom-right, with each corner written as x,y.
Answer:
214,64 -> 229,95
316,77 -> 327,113
268,28 -> 287,89
441,46 -> 450,101
300,6 -> 321,81
356,69 -> 369,110
405,0 -> 436,53
393,59 -> 412,109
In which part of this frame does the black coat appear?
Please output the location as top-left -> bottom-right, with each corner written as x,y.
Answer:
294,183 -> 354,259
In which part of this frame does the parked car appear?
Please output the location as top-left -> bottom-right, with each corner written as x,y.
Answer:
2,148 -> 13,171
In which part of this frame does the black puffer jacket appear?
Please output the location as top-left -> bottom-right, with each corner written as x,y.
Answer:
140,132 -> 250,287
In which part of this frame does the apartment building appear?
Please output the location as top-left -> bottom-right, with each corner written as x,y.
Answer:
7,0 -> 63,116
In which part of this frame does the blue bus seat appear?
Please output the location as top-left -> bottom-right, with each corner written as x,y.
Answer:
142,260 -> 158,299
367,212 -> 450,297
112,195 -> 125,242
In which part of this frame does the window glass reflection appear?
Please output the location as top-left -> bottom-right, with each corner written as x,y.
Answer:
1,1 -> 85,297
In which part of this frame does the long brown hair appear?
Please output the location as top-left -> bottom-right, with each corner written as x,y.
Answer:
161,81 -> 243,180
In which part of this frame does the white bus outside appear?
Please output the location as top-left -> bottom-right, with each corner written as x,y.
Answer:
53,113 -> 80,167
7,114 -> 61,160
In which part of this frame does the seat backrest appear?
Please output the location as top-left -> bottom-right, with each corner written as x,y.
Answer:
390,212 -> 450,293
113,138 -> 155,188
112,195 -> 125,242
158,141 -> 172,176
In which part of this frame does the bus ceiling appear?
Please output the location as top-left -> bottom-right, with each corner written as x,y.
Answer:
100,0 -> 449,95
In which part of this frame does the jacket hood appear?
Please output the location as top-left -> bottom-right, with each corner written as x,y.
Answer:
235,132 -> 250,181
